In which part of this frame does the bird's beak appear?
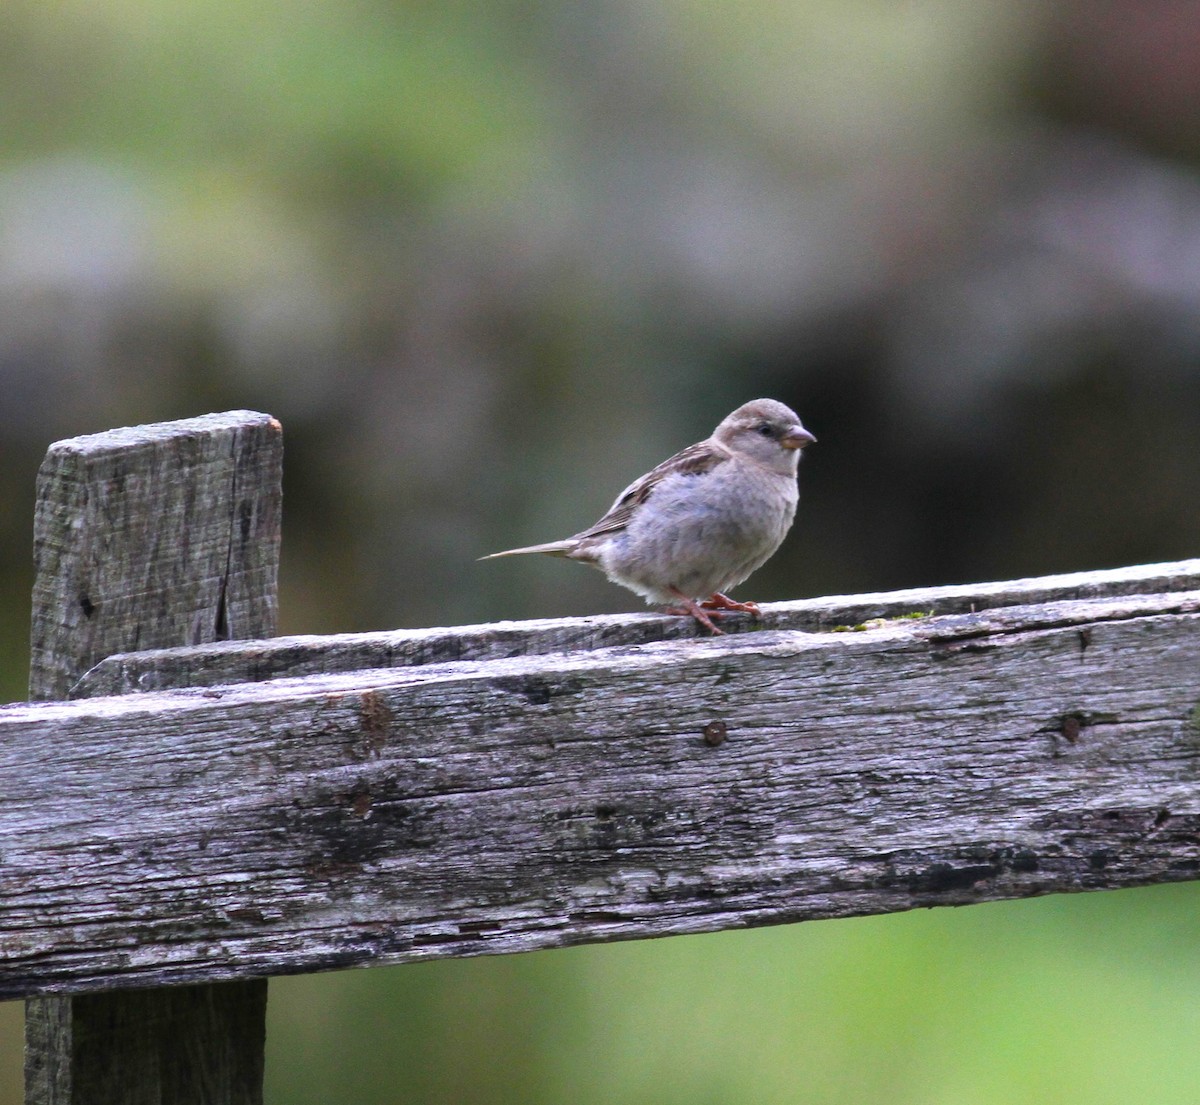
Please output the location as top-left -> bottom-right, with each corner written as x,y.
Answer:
781,426 -> 816,450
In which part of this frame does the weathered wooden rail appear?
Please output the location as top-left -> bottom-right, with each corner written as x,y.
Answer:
4,411 -> 1200,1103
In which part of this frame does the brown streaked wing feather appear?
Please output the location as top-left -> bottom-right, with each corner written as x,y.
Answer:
570,439 -> 732,542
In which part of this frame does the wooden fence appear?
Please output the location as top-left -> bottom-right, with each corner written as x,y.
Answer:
4,410 -> 1200,1104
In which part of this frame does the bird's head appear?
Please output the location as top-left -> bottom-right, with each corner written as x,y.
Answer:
715,399 -> 816,474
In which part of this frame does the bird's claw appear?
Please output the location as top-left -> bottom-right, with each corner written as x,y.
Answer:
665,590 -> 726,635
701,592 -> 761,616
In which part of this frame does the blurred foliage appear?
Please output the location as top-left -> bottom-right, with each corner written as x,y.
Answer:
260,883 -> 1200,1105
3,0 -> 1200,1102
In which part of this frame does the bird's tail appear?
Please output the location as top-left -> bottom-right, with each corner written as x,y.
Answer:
478,540 -> 576,561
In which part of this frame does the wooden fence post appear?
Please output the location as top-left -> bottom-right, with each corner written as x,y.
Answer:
23,412 -> 283,1105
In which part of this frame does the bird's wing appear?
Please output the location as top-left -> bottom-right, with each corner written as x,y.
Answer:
571,439 -> 732,541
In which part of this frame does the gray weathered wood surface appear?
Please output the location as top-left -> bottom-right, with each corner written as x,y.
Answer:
24,412 -> 281,1105
3,571 -> 1198,1001
31,411 -> 282,701
77,559 -> 1200,694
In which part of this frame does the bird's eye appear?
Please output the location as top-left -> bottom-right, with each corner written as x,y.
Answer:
756,422 -> 773,437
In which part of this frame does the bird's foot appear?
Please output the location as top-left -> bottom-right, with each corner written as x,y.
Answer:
665,589 -> 725,635
701,592 -> 761,617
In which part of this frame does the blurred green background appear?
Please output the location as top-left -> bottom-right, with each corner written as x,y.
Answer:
2,0 -> 1200,1101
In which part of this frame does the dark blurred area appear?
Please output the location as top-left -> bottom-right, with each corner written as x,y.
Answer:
2,1 -> 1199,1102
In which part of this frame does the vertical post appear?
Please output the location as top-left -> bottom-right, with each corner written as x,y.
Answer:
24,411 -> 283,1105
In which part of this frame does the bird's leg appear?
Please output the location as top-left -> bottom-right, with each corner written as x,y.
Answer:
701,592 -> 761,617
664,588 -> 725,635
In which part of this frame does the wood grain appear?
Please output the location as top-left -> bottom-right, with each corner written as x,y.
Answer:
24,411 -> 281,1105
31,410 -> 282,701
3,584 -> 1198,1001
78,558 -> 1200,695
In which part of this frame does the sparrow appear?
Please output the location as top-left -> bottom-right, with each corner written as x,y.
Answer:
482,399 -> 815,633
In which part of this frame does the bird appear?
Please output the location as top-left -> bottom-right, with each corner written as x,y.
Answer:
481,398 -> 816,634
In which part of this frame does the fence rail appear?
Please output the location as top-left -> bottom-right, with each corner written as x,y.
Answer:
6,576 -> 1200,1000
